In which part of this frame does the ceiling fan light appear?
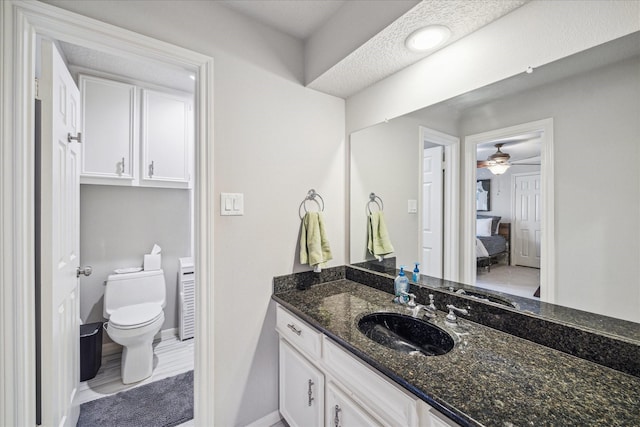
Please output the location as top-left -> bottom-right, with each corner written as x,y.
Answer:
405,25 -> 451,52
487,163 -> 510,175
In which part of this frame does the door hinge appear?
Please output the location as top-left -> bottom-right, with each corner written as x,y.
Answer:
35,78 -> 40,99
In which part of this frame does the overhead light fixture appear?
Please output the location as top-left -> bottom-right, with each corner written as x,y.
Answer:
405,25 -> 451,52
487,163 -> 510,175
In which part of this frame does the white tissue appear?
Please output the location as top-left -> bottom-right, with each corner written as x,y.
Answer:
144,244 -> 162,271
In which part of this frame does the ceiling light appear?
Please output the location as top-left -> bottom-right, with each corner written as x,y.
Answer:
405,25 -> 451,52
487,163 -> 510,175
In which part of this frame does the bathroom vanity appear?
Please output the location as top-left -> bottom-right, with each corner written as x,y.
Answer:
273,267 -> 640,426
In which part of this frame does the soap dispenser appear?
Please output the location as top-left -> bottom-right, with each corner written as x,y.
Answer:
394,266 -> 410,303
412,263 -> 420,282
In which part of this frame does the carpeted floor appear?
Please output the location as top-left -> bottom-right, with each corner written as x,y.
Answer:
77,370 -> 193,427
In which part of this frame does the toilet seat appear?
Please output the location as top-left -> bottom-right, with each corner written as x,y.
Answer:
108,303 -> 163,330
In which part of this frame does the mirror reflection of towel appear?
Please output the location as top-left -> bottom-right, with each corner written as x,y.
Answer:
300,212 -> 333,267
368,211 -> 394,257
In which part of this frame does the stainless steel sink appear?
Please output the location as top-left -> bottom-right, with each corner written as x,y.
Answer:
357,313 -> 454,356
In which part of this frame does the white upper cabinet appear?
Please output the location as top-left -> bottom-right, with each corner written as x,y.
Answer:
141,89 -> 191,186
80,75 -> 136,183
79,74 -> 192,189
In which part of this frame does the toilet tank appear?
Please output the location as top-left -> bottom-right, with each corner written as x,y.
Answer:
103,270 -> 167,318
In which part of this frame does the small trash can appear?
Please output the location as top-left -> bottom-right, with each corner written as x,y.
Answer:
80,322 -> 103,381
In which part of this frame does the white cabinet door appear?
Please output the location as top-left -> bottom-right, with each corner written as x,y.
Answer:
280,340 -> 324,427
325,382 -> 382,427
141,89 -> 191,187
80,75 -> 136,184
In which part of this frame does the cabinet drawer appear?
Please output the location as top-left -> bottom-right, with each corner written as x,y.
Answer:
276,305 -> 322,359
323,337 -> 418,427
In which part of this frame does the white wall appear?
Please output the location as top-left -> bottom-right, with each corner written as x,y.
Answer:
346,0 -> 640,133
79,185 -> 190,333
459,57 -> 640,322
41,1 -> 346,425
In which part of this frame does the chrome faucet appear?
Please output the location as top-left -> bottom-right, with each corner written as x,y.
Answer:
408,294 -> 438,318
395,291 -> 417,307
445,304 -> 469,324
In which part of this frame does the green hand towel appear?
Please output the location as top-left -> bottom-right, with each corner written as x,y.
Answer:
300,212 -> 333,267
367,211 -> 394,257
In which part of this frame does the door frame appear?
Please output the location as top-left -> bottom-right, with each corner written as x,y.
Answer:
462,118 -> 555,302
418,126 -> 460,282
1,1 -> 215,425
511,172 -> 542,268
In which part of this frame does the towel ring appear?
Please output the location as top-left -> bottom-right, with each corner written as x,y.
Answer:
367,192 -> 384,214
299,189 -> 325,219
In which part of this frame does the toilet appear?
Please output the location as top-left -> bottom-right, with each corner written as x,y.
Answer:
103,270 -> 166,384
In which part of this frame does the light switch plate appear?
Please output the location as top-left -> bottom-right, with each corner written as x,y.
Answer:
408,199 -> 418,214
221,193 -> 244,216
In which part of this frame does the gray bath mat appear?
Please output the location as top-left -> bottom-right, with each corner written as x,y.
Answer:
77,370 -> 193,427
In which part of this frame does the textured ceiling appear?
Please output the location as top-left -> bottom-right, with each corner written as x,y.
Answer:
308,0 -> 528,97
58,41 -> 196,93
221,0 -> 346,40
59,1 -> 530,99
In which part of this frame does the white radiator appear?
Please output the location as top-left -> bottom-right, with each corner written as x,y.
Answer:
178,257 -> 195,341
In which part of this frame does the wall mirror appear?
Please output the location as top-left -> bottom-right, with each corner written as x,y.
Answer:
349,31 -> 640,343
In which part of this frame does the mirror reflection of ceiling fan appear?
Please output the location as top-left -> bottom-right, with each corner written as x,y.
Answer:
477,143 -> 540,175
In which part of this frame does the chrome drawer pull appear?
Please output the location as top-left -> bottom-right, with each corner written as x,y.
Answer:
287,323 -> 302,336
308,379 -> 314,406
334,405 -> 342,427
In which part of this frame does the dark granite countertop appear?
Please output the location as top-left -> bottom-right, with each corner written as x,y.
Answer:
273,279 -> 640,427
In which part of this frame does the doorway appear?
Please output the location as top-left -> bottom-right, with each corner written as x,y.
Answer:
418,126 -> 460,282
463,119 -> 555,302
1,2 -> 214,425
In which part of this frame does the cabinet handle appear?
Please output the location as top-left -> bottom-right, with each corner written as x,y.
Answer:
287,323 -> 302,336
149,160 -> 154,177
120,157 -> 125,174
334,405 -> 342,427
307,379 -> 314,406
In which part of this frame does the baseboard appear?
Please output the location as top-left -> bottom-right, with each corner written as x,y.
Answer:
101,327 -> 179,358
245,410 -> 282,427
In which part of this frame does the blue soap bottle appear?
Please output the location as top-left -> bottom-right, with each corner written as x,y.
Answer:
394,266 -> 409,303
412,262 -> 420,282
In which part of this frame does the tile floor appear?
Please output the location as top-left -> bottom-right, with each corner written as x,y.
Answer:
476,264 -> 540,299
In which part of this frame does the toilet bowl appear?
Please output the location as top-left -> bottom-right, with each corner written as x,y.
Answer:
105,302 -> 165,384
104,270 -> 166,384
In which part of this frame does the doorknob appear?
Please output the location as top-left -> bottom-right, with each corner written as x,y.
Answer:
77,266 -> 92,278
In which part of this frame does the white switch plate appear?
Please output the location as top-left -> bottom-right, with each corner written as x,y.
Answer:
408,199 -> 418,214
221,193 -> 244,216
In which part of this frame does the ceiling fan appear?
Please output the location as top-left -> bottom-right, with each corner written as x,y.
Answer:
477,143 -> 540,175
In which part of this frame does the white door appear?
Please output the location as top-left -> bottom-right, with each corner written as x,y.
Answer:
39,39 -> 81,427
422,146 -> 444,278
513,173 -> 541,268
325,382 -> 382,427
279,340 -> 324,427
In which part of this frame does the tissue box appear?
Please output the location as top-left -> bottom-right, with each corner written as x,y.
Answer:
143,254 -> 161,271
